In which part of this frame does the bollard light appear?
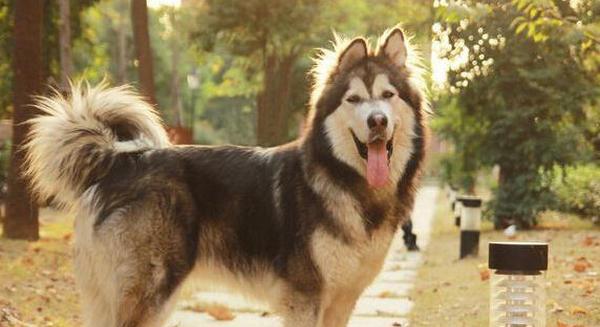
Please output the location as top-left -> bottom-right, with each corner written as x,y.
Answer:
489,242 -> 548,327
453,195 -> 464,227
459,196 -> 482,258
449,187 -> 457,211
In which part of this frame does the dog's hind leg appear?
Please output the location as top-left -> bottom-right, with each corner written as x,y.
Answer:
75,212 -> 195,327
74,243 -> 181,327
114,280 -> 180,327
78,280 -> 115,327
108,246 -> 191,327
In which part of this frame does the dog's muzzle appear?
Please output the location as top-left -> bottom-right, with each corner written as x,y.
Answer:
350,129 -> 393,161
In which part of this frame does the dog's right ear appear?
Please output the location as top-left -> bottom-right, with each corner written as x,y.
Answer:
338,38 -> 368,71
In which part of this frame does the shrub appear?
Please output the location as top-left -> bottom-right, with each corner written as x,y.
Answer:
550,164 -> 600,222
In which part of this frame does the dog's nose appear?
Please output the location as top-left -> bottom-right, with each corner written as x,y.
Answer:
367,112 -> 388,130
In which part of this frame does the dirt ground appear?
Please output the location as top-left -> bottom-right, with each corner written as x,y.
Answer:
409,192 -> 600,327
0,212 -> 80,327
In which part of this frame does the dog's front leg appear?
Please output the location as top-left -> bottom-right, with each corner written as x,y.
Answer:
280,291 -> 323,327
320,290 -> 362,327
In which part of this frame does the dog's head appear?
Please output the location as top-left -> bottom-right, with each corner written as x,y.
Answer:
306,26 -> 427,189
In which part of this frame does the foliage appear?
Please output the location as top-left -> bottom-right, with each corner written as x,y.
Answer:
73,0 -> 129,84
550,164 -> 600,221
434,0 -> 600,227
2,0 -> 436,147
196,0 -> 434,145
0,0 -> 13,118
0,0 -> 98,117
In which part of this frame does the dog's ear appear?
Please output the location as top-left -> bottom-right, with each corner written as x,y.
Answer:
338,38 -> 368,71
378,27 -> 407,67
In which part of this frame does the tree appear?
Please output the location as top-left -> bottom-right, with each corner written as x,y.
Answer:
4,0 -> 43,240
58,0 -> 73,90
435,0 -> 599,227
198,0 -> 434,146
199,0 -> 320,146
116,0 -> 129,83
131,0 -> 157,105
0,0 -> 13,118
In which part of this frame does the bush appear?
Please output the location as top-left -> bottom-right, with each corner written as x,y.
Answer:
550,164 -> 600,221
437,153 -> 477,192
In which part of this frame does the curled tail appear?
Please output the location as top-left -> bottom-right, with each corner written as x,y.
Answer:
25,82 -> 170,208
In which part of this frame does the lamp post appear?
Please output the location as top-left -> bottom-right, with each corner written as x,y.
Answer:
186,69 -> 200,139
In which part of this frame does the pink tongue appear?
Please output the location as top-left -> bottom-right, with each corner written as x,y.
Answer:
366,141 -> 390,188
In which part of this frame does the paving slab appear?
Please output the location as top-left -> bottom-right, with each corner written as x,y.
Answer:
347,316 -> 409,327
353,297 -> 413,317
362,281 -> 412,298
190,292 -> 268,313
167,311 -> 280,327
377,270 -> 418,283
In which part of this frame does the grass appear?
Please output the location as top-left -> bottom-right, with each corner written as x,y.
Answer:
409,190 -> 600,327
0,210 -> 80,327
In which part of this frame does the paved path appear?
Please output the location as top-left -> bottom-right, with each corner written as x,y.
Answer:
168,185 -> 439,327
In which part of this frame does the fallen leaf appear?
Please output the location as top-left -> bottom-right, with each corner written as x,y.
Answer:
574,257 -> 592,273
549,301 -> 564,313
206,304 -> 235,321
574,261 -> 588,272
183,303 -> 205,313
378,291 -> 399,298
582,235 -> 597,247
479,269 -> 490,281
556,321 -> 568,327
569,305 -> 587,315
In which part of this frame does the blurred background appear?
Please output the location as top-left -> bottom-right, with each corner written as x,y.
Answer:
0,0 -> 599,237
0,0 -> 597,238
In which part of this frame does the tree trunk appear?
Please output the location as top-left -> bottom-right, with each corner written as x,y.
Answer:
58,0 -> 73,91
494,163 -> 517,230
116,0 -> 128,83
4,0 -> 43,240
169,10 -> 183,126
170,45 -> 183,126
256,53 -> 296,146
131,0 -> 157,105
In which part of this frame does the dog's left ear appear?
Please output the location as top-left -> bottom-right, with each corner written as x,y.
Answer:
378,27 -> 407,67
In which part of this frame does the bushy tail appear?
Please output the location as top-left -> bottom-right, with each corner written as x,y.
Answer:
25,82 -> 170,208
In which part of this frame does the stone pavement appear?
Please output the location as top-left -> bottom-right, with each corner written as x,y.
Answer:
167,185 -> 439,327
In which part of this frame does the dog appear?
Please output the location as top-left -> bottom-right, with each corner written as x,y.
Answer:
25,26 -> 428,327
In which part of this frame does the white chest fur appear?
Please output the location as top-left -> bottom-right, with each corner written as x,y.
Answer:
309,179 -> 396,293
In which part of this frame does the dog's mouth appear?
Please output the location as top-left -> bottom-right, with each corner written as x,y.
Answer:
350,129 -> 393,188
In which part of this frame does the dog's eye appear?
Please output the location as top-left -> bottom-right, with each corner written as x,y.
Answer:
382,90 -> 395,99
346,95 -> 361,103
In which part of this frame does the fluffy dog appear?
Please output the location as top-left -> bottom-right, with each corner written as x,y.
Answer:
25,26 -> 428,327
